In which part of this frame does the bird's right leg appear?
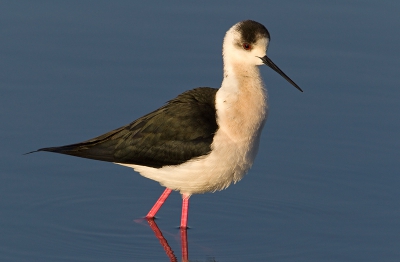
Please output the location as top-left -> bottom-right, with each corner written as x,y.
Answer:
146,188 -> 172,218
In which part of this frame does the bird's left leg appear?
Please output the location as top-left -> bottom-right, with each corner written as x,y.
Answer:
180,194 -> 190,229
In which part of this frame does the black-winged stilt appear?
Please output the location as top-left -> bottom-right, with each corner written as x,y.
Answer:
29,20 -> 302,229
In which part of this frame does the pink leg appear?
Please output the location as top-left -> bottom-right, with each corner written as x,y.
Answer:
180,194 -> 190,229
146,188 -> 172,218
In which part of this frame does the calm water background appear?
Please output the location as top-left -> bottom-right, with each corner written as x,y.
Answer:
1,1 -> 399,261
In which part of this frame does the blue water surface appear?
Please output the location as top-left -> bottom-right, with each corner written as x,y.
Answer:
1,1 -> 399,261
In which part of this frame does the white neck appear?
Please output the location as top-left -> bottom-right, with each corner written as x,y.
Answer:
216,61 -> 268,142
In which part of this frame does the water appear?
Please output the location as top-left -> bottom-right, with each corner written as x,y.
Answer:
1,1 -> 399,261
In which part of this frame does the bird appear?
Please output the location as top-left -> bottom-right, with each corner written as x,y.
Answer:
29,20 -> 302,228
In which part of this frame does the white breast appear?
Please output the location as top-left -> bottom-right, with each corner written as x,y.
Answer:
118,65 -> 268,195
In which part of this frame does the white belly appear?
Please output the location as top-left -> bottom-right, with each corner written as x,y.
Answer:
119,67 -> 268,195
118,124 -> 264,195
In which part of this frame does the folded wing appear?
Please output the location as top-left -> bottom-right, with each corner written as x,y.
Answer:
36,87 -> 218,168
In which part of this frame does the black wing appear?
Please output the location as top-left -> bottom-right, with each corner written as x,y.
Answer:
34,87 -> 218,168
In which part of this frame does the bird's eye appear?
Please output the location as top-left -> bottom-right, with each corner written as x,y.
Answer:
242,43 -> 252,50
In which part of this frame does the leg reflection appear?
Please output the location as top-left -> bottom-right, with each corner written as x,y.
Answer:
146,218 -> 178,262
180,226 -> 188,262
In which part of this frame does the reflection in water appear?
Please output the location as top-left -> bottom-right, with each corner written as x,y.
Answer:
146,218 -> 179,262
144,218 -> 217,262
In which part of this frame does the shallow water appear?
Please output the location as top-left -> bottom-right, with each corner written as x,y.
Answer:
1,1 -> 399,261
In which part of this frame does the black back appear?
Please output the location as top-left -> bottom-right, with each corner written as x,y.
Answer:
36,87 -> 218,168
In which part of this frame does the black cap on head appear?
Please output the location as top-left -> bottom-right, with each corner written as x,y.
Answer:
236,20 -> 270,44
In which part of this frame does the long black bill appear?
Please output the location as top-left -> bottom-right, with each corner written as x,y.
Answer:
260,55 -> 303,92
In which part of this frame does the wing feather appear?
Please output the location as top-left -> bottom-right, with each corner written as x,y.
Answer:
36,87 -> 218,168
